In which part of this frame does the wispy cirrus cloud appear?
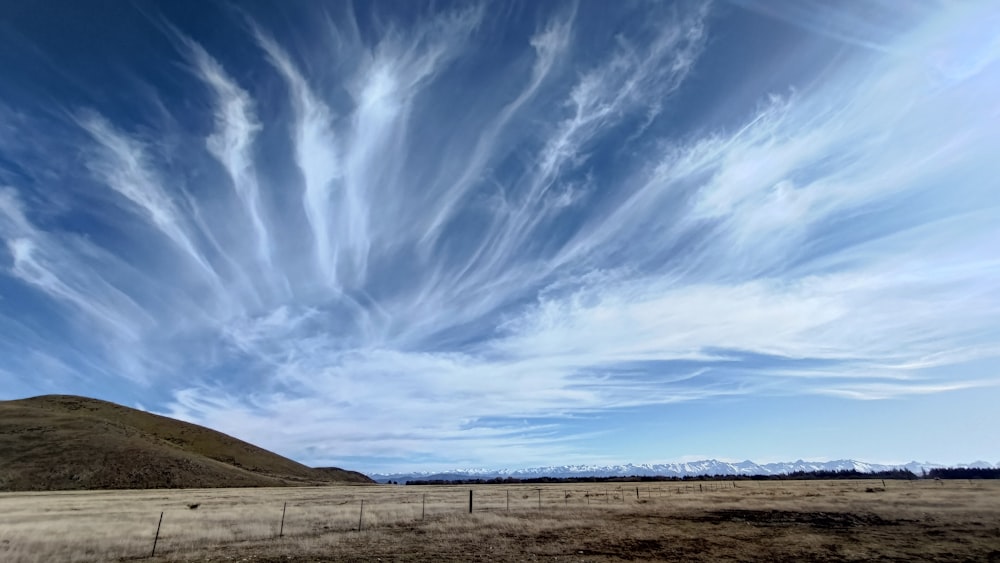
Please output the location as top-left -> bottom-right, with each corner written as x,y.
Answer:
0,1 -> 998,471
181,35 -> 286,299
0,187 -> 161,380
78,115 -> 213,276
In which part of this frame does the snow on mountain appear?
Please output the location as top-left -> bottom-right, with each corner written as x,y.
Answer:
370,459 -> 995,483
962,460 -> 995,469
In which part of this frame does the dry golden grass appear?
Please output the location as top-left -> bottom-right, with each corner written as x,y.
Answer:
2,479 -> 999,562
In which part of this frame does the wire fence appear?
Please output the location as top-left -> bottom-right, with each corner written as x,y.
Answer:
0,478 -> 932,561
135,482 -> 741,557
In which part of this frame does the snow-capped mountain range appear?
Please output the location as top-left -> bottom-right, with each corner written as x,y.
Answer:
370,459 -> 999,483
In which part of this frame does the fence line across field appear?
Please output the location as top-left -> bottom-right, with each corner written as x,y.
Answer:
2,478 -> 964,563
143,483 -> 683,555
109,480 -> 908,557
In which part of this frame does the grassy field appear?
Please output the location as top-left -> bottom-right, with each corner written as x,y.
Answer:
2,479 -> 999,562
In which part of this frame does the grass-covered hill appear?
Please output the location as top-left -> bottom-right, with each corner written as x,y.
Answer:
0,394 -> 371,491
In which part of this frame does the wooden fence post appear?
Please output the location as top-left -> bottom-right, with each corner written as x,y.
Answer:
358,499 -> 364,531
469,490 -> 473,513
422,494 -> 426,520
279,502 -> 287,538
150,512 -> 163,558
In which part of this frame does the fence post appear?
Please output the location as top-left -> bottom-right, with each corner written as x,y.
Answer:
358,499 -> 364,531
279,502 -> 287,538
469,490 -> 473,513
537,488 -> 541,509
422,494 -> 426,520
150,511 -> 163,558
506,490 -> 509,512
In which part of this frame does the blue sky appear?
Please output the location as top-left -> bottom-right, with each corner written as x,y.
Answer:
1,0 -> 998,473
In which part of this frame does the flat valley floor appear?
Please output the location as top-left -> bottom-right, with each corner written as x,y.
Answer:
2,479 -> 999,562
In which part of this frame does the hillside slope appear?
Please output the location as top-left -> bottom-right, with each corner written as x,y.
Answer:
0,395 -> 371,490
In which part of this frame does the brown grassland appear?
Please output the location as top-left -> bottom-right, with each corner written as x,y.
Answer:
2,479 -> 999,562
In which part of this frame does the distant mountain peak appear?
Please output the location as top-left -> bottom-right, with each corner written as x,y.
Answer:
370,458 -> 994,483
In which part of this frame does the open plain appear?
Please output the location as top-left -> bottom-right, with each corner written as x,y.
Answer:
1,479 -> 999,562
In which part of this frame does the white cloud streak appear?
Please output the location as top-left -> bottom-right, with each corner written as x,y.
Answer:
254,30 -> 342,287
0,188 -> 159,379
77,114 -> 225,290
183,37 -> 287,299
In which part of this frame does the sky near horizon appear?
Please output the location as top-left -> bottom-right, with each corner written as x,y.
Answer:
1,0 -> 999,474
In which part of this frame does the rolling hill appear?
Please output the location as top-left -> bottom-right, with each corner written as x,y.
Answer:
0,395 -> 372,491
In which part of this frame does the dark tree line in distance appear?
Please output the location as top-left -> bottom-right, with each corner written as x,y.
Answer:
926,467 -> 1000,479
